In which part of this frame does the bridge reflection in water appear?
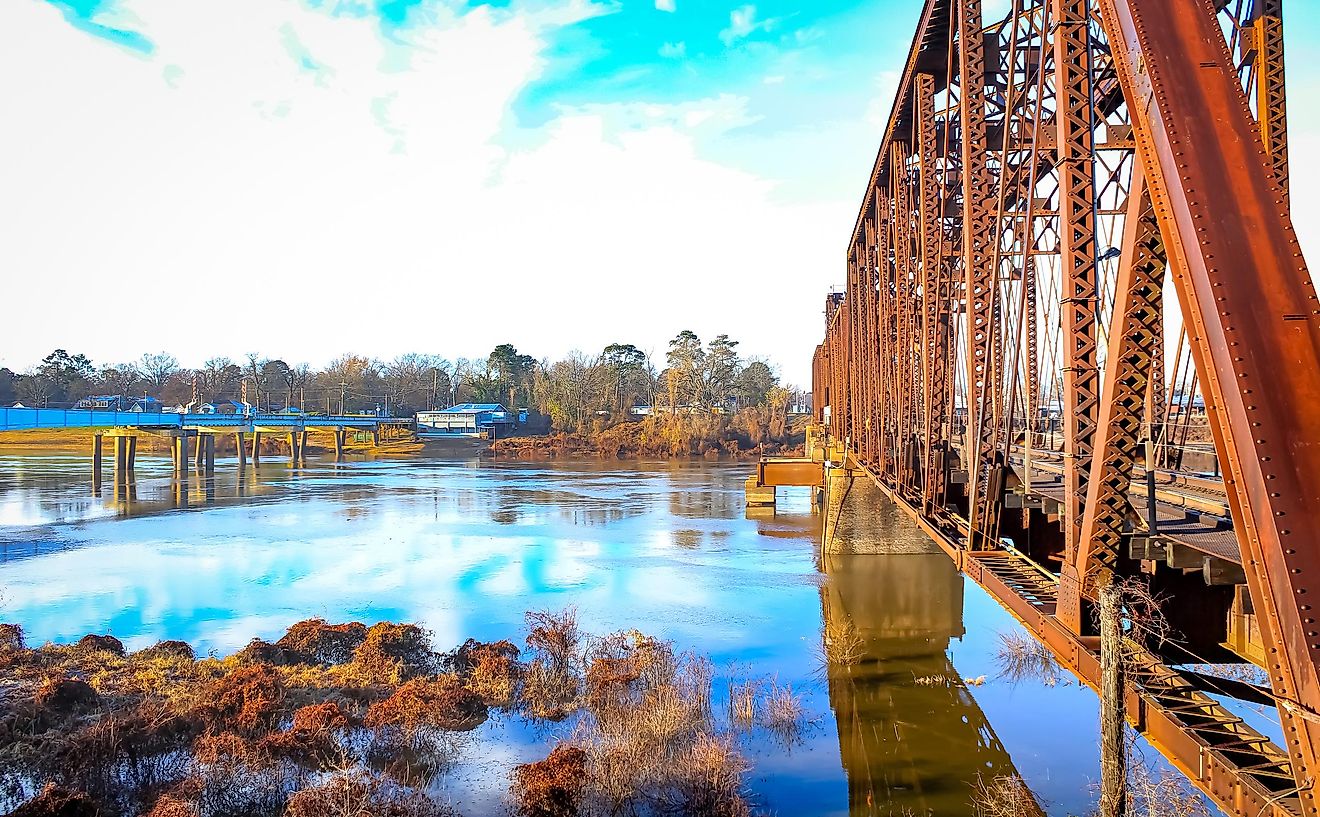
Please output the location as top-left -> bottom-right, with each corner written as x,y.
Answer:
819,510 -> 1035,816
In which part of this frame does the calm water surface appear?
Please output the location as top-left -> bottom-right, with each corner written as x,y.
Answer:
0,449 -> 1116,815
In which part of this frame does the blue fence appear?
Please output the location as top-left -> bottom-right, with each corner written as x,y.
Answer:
0,407 -> 406,433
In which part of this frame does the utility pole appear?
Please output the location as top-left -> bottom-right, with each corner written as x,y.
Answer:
339,381 -> 346,415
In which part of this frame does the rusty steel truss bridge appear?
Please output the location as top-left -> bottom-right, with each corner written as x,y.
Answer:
807,0 -> 1320,813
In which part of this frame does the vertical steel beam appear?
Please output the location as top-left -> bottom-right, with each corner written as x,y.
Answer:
957,0 -> 1000,547
1053,0 -> 1102,631
916,72 -> 950,515
1095,0 -> 1320,803
1073,170 -> 1165,591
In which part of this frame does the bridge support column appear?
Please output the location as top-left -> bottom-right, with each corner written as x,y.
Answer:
204,434 -> 215,475
126,436 -> 137,471
372,428 -> 380,447
235,433 -> 246,468
173,434 -> 190,474
299,430 -> 309,461
113,435 -> 128,484
92,434 -> 103,495
334,428 -> 345,460
288,432 -> 299,464
251,432 -> 261,467
194,434 -> 205,475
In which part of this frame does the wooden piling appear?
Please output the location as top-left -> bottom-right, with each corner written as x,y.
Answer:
92,434 -> 103,494
1099,582 -> 1127,817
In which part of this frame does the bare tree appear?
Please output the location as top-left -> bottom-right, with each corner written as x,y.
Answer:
139,352 -> 180,394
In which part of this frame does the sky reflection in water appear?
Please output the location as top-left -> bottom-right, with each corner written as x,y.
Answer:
0,451 -> 1111,815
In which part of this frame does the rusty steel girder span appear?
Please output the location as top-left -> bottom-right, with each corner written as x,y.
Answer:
813,0 -> 1315,813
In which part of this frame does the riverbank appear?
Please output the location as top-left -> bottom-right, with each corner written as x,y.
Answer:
490,412 -> 808,460
0,613 -> 788,817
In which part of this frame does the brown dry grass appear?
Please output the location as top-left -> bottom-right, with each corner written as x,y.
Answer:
993,630 -> 1061,687
969,773 -> 1046,817
821,618 -> 865,666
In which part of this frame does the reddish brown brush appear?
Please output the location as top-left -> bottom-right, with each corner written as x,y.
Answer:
276,619 -> 368,665
200,665 -> 285,735
363,675 -> 487,732
511,743 -> 588,817
457,640 -> 522,707
7,784 -> 100,817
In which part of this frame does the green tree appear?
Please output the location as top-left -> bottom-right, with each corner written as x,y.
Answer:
602,343 -> 651,415
665,331 -> 704,409
488,344 -> 536,407
733,360 -> 777,407
702,334 -> 740,408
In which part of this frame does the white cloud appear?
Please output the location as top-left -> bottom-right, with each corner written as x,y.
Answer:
655,0 -> 676,12
719,4 -> 761,45
0,0 -> 841,384
659,40 -> 685,59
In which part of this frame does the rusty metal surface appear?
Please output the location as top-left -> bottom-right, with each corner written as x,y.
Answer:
812,0 -> 1318,810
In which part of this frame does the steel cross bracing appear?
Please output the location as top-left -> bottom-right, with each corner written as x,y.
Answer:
812,0 -> 1318,814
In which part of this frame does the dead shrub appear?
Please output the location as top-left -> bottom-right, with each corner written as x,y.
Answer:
522,659 -> 580,721
285,768 -> 456,817
54,700 -> 198,802
993,631 -> 1060,687
970,773 -> 1045,817
525,609 -> 581,673
761,680 -> 804,740
351,623 -> 436,684
1128,757 -> 1211,817
134,641 -> 196,662
7,784 -> 100,817
142,794 -> 196,817
822,618 -> 865,666
0,623 -> 25,651
34,679 -> 98,715
664,734 -> 751,817
456,640 -> 522,707
511,743 -> 587,817
363,675 -> 487,732
233,639 -> 301,667
75,635 -> 124,657
258,702 -> 353,768
201,665 -> 285,735
276,619 -> 367,665
184,732 -> 291,817
727,680 -> 758,730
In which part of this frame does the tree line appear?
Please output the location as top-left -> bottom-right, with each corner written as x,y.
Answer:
0,333 -> 803,430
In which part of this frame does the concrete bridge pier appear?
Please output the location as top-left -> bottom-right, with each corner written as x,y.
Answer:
110,433 -> 136,486
333,428 -> 346,460
202,434 -> 215,475
234,432 -> 246,468
171,433 -> 191,474
822,467 -> 941,556
300,430 -> 309,461
251,432 -> 262,467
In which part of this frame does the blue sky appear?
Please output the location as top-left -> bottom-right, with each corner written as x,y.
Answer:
2,0 -> 1318,384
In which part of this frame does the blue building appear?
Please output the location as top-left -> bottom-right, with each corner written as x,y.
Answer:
416,403 -> 514,436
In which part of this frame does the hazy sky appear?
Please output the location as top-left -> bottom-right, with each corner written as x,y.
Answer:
3,0 -> 1318,386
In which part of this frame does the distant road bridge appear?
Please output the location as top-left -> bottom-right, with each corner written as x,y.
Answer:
0,406 -> 414,482
801,0 -> 1319,814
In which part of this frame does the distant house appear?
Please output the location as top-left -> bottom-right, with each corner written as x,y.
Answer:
416,403 -> 514,436
75,395 -> 128,410
196,401 -> 252,416
129,397 -> 162,413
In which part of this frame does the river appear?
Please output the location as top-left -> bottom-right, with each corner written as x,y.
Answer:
0,449 -> 1117,815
